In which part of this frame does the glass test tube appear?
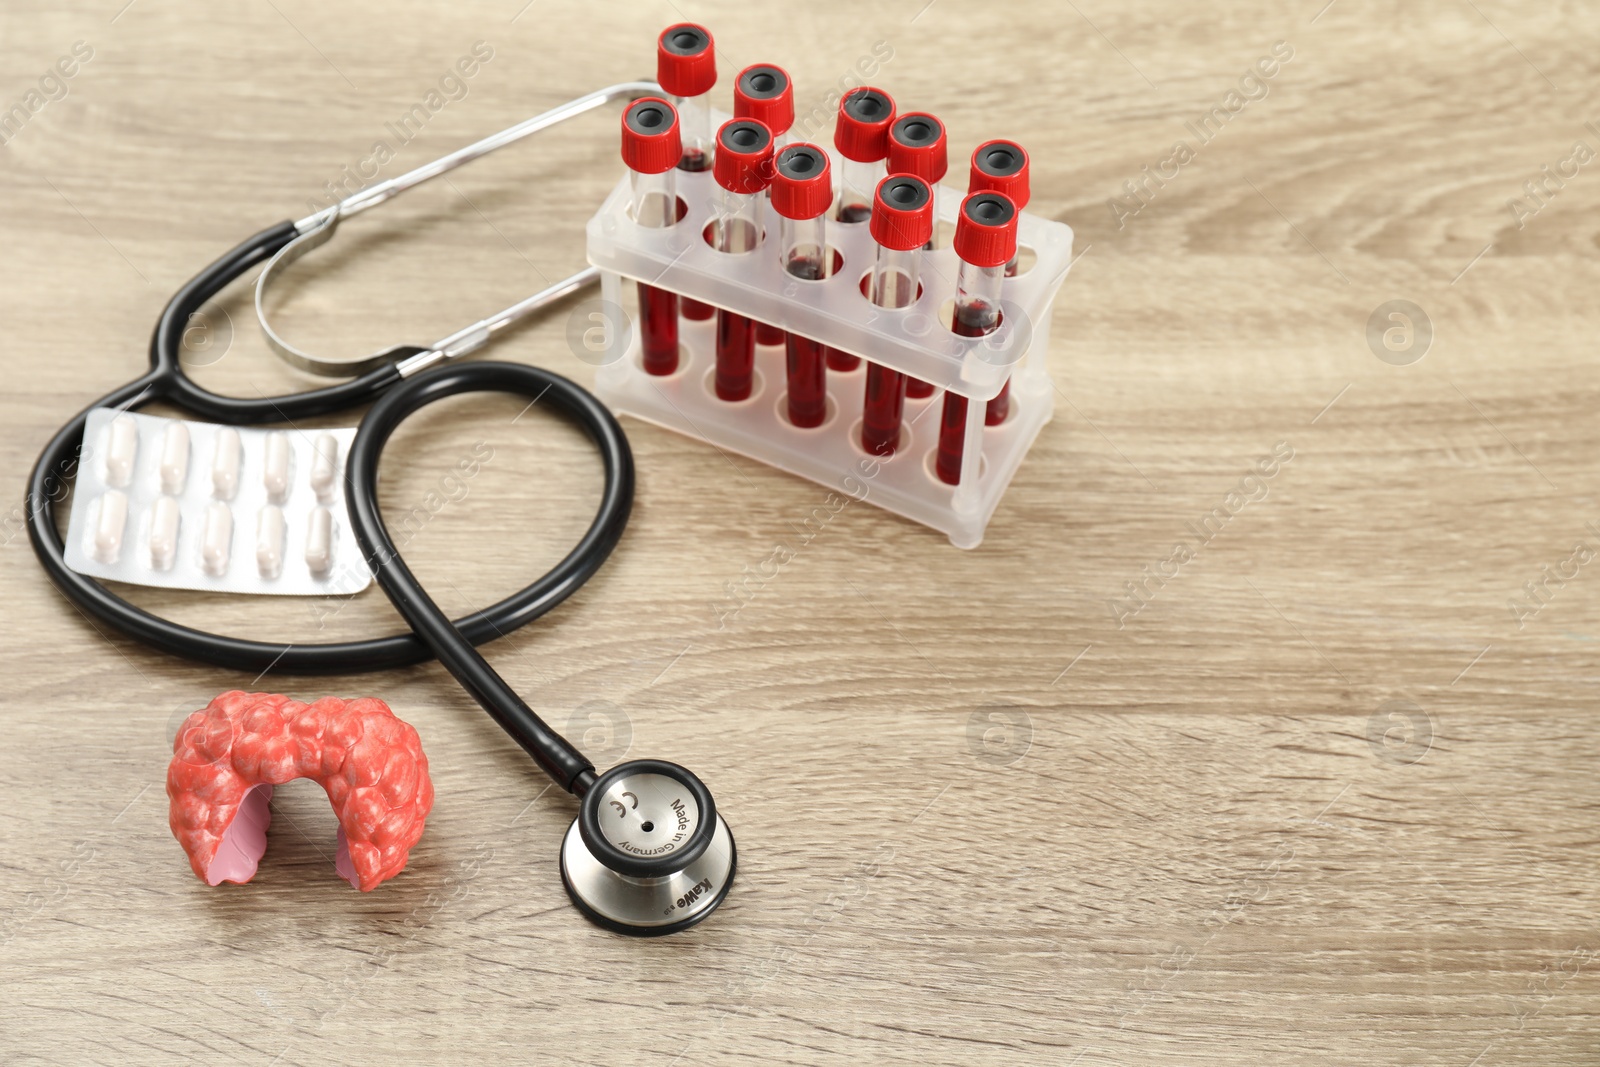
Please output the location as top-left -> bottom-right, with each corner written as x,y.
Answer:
633,166 -> 680,376
935,190 -> 1019,485
710,118 -> 775,402
859,175 -> 932,457
735,63 -> 797,349
888,112 -> 949,399
770,142 -> 835,429
675,97 -> 717,321
781,211 -> 829,426
967,139 -> 1031,426
935,259 -> 1004,484
658,23 -> 718,319
621,96 -> 683,376
831,87 -> 897,371
675,90 -> 717,320
713,186 -> 763,400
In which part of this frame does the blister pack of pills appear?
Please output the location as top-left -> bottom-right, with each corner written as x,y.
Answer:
63,408 -> 373,597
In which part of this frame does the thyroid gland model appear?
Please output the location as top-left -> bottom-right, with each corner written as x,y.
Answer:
167,691 -> 433,891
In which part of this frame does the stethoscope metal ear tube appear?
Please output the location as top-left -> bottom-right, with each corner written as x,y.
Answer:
25,82 -> 735,934
259,81 -> 657,378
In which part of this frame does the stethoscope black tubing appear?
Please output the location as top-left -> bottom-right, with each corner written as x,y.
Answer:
26,222 -> 632,792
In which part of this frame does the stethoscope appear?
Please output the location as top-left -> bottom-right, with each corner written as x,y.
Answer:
25,82 -> 736,936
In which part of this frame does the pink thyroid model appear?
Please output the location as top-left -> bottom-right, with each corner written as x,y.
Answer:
167,691 -> 433,891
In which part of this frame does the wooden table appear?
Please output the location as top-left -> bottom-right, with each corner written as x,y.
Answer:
3,1 -> 1596,1062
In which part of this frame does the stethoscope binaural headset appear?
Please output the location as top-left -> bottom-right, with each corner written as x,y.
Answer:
25,82 -> 736,936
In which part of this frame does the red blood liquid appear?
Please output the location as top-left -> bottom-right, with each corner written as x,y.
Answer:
906,378 -> 935,399
785,333 -> 826,427
715,309 -> 756,400
935,393 -> 968,485
682,296 -> 715,320
825,348 -> 861,371
861,363 -> 906,455
638,282 -> 679,375
935,305 -> 997,482
985,379 -> 1011,425
756,322 -> 786,346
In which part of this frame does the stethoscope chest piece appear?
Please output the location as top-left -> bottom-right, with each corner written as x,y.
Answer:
560,759 -> 736,936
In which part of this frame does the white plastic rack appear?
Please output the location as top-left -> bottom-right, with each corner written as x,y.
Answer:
585,130 -> 1073,549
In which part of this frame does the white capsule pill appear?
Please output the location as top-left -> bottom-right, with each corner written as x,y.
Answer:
159,421 -> 190,495
309,433 -> 339,501
256,505 -> 286,579
201,501 -> 233,576
105,415 -> 138,488
92,490 -> 128,564
263,432 -> 291,504
212,427 -> 241,500
148,495 -> 181,572
305,506 -> 333,577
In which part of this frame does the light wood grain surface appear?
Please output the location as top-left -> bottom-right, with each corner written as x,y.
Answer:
3,1 -> 1599,1063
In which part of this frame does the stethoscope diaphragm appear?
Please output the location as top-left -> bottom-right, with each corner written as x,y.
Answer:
560,760 -> 736,936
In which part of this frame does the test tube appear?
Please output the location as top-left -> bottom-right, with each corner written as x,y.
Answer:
710,118 -> 775,402
887,112 -> 949,399
829,86 -> 897,372
657,24 -> 716,170
935,191 -> 1019,486
834,87 -> 896,222
967,139 -> 1030,425
620,97 -> 684,376
735,64 -> 796,348
770,143 -> 834,428
657,23 -> 718,321
860,175 -> 934,457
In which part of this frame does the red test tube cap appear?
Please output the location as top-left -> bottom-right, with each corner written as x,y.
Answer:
771,143 -> 833,220
954,191 -> 1019,268
713,119 -> 775,194
887,112 -> 948,186
834,87 -> 896,163
968,139 -> 1030,209
620,97 -> 681,175
734,64 -> 794,137
870,175 -> 934,251
657,24 -> 716,98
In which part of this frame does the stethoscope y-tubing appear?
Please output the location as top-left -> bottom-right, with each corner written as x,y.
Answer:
26,222 -> 633,794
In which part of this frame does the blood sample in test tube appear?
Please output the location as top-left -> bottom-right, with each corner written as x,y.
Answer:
887,112 -> 949,399
657,23 -> 718,320
967,139 -> 1030,425
860,174 -> 934,457
735,63 -> 796,348
834,86 -> 895,222
621,96 -> 684,376
935,191 -> 1019,486
658,24 -> 716,170
710,118 -> 775,402
770,143 -> 834,428
829,86 -> 896,371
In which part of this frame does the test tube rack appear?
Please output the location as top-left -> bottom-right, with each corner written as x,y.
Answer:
585,126 -> 1073,549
